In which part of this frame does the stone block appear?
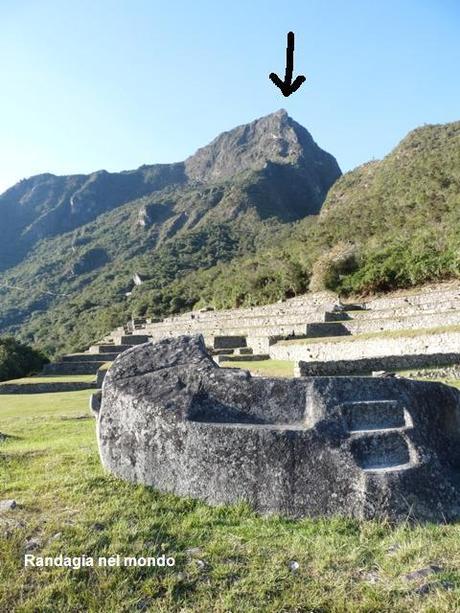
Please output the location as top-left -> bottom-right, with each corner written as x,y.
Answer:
96,335 -> 460,522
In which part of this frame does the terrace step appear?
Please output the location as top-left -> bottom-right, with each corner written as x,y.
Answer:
322,311 -> 351,322
350,429 -> 412,471
89,344 -> 131,354
294,352 -> 460,377
0,381 -> 98,394
62,353 -> 120,363
215,354 -> 270,363
43,361 -> 107,375
335,303 -> 366,312
343,398 -> 416,472
305,322 -> 351,338
210,348 -> 235,356
234,347 -> 254,356
340,400 -> 406,432
213,336 -> 247,350
119,335 -> 152,345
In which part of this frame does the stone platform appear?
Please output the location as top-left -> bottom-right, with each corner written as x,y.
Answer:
95,335 -> 460,522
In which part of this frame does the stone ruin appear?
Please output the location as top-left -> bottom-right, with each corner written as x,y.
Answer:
94,335 -> 460,522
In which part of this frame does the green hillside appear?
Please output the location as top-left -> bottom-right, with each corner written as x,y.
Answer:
1,116 -> 459,357
314,120 -> 460,293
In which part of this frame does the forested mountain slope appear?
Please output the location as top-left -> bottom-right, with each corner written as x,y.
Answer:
3,113 -> 457,357
131,120 -> 460,314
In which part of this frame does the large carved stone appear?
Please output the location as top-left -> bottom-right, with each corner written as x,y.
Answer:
96,335 -> 460,521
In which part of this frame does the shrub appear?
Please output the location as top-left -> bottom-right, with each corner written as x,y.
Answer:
0,337 -> 49,382
309,242 -> 358,292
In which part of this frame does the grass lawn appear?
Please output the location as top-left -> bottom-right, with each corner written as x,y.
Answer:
98,362 -> 113,372
396,368 -> 460,390
1,390 -> 460,611
0,374 -> 96,385
220,359 -> 295,378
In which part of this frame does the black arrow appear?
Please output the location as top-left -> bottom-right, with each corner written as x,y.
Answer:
269,32 -> 306,97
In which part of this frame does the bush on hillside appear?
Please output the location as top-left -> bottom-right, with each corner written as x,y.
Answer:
0,337 -> 49,382
309,242 -> 358,292
335,232 -> 460,295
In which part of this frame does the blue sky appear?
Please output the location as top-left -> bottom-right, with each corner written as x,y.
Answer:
1,0 -> 459,193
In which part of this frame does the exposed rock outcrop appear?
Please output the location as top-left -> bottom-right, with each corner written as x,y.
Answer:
96,335 -> 460,522
185,109 -> 341,188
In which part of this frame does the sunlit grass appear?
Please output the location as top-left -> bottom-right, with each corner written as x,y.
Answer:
0,374 -> 95,385
1,390 -> 459,611
219,359 -> 294,378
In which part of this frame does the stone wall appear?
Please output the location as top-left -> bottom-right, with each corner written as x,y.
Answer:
143,319 -> 318,341
96,368 -> 108,387
43,362 -> 104,375
159,291 -> 336,323
295,353 -> 460,377
246,335 -> 280,354
270,331 -> 460,363
314,310 -> 460,336
102,282 -> 460,361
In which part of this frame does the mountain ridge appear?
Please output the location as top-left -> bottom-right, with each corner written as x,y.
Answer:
0,110 -> 341,354
0,110 -> 340,271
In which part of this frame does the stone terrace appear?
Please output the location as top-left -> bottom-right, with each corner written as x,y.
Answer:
39,281 -> 460,382
104,282 -> 460,377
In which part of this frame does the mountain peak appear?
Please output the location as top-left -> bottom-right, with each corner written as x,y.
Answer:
184,110 -> 333,183
268,108 -> 289,120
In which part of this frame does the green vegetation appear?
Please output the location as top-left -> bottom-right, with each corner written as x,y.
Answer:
319,126 -> 460,294
1,120 -> 459,357
0,198 -> 292,357
98,362 -> 112,372
0,374 -> 95,385
0,337 -> 48,382
129,120 -> 460,316
1,389 -> 460,610
220,359 -> 294,378
191,121 -> 460,303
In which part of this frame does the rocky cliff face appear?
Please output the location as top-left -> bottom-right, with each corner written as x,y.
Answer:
184,109 -> 339,184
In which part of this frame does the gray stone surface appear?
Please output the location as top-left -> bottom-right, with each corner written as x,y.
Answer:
270,332 -> 460,363
0,500 -> 17,511
96,368 -> 108,388
213,336 -> 247,349
89,344 -> 131,354
295,353 -> 460,377
43,361 -> 105,375
119,335 -> 152,345
214,353 -> 269,364
96,335 -> 460,522
61,353 -> 119,362
90,391 -> 102,414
